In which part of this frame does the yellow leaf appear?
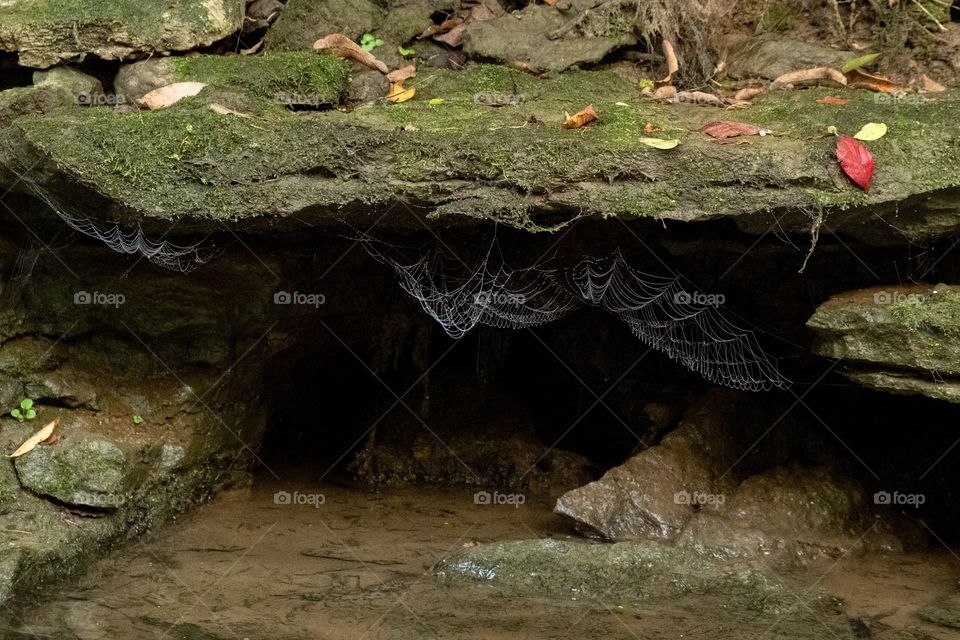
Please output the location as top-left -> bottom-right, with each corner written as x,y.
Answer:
638,137 -> 680,150
853,122 -> 887,141
387,81 -> 415,104
9,418 -> 59,458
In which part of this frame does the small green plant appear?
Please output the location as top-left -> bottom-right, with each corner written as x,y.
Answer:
398,46 -> 416,57
133,415 -> 144,425
360,33 -> 384,52
11,398 -> 36,422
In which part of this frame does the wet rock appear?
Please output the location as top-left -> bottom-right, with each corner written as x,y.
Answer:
245,0 -> 284,31
32,66 -> 102,101
348,69 -> 390,104
0,85 -> 73,128
114,59 -> 177,103
808,284 -> 960,402
463,1 -> 635,73
436,537 -> 854,638
267,0 -> 385,50
381,0 -> 453,44
919,592 -> 960,629
0,0 -> 245,68
725,36 -> 853,81
14,433 -> 141,509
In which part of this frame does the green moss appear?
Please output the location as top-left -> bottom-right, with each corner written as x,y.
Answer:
172,52 -> 351,105
892,291 -> 960,336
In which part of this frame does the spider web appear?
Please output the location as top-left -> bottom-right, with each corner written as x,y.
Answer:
361,235 -> 789,391
22,178 -> 213,273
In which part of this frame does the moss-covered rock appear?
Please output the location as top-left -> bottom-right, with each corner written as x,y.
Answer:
0,0 -> 245,68
14,433 -> 141,509
2,64 -> 958,237
115,52 -> 351,104
267,0 -> 384,49
807,284 -> 960,376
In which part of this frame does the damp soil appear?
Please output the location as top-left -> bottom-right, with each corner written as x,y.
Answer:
0,470 -> 956,640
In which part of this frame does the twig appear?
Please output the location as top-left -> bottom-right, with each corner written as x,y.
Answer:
909,0 -> 947,31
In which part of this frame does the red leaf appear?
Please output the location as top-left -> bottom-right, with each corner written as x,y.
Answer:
701,121 -> 763,139
836,135 -> 874,190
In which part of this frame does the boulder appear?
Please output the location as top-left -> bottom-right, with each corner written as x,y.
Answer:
267,0 -> 385,49
725,37 -> 853,80
32,66 -> 103,102
0,0 -> 245,68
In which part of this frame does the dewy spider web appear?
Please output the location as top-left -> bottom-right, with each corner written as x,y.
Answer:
21,178 -> 212,273
361,235 -> 789,392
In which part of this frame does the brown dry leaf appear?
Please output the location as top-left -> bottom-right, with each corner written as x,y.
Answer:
240,40 -> 265,56
418,16 -> 463,40
136,82 -> 207,109
844,68 -> 901,93
920,74 -> 946,93
734,86 -> 765,101
660,38 -> 679,84
772,67 -> 847,88
643,123 -> 662,133
387,65 -> 417,83
562,104 -> 598,129
816,95 -> 849,105
542,0 -> 560,5
314,33 -> 389,74
435,2 -> 499,47
208,103 -> 251,118
9,418 -> 60,458
387,81 -> 416,103
701,121 -> 764,139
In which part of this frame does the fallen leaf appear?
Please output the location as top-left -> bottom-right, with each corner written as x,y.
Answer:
136,82 -> 207,109
701,121 -> 765,139
314,33 -> 389,74
840,52 -> 880,73
428,98 -> 445,105
661,39 -> 679,83
853,122 -> 887,141
638,137 -> 680,149
844,68 -> 901,93
9,418 -> 60,458
734,86 -> 765,101
836,135 -> 874,190
418,16 -> 463,40
643,122 -> 662,133
208,103 -> 251,118
562,104 -> 598,129
386,81 -> 415,103
435,2 -> 498,47
816,95 -> 849,105
772,67 -> 847,88
920,74 -> 946,93
387,65 -> 417,83
543,0 -> 560,5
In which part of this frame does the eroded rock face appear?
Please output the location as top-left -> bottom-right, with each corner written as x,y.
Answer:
724,37 -> 853,80
554,388 -> 914,558
0,0 -> 245,68
807,284 -> 960,403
